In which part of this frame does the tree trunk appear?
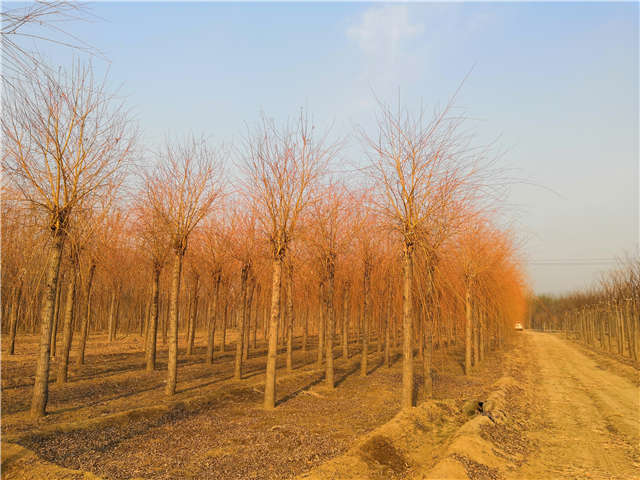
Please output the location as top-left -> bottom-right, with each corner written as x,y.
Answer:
108,290 -> 117,343
206,271 -> 221,364
361,258 -> 371,377
479,310 -> 485,362
422,316 -> 433,398
316,286 -> 325,368
57,261 -> 78,385
77,263 -> 96,366
465,281 -> 472,376
264,256 -> 283,410
8,282 -> 23,355
145,265 -> 161,371
50,271 -> 64,357
253,283 -> 260,349
166,250 -> 184,396
221,301 -> 228,353
31,231 -> 65,418
142,297 -> 151,348
622,300 -> 635,360
342,283 -> 349,359
325,256 -> 335,389
187,274 -> 199,356
472,310 -> 479,367
234,264 -> 249,380
302,308 -> 308,355
401,244 -> 414,410
384,287 -> 391,368
244,281 -> 254,362
286,263 -> 294,372
185,289 -> 193,353
162,293 -> 168,345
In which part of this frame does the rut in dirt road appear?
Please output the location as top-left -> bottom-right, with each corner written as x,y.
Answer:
510,332 -> 640,480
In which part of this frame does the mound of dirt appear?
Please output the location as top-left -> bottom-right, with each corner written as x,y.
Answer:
1,442 -> 102,480
424,376 -> 529,480
298,374 -> 530,480
296,399 -> 459,479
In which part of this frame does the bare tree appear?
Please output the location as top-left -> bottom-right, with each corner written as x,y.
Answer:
360,97 -> 475,410
197,217 -> 227,364
307,182 -> 351,389
133,199 -> 170,371
2,63 -> 135,418
144,135 -> 223,396
1,1 -> 98,81
241,111 -> 333,409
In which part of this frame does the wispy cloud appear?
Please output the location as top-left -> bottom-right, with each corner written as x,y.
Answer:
345,5 -> 426,110
347,5 -> 424,62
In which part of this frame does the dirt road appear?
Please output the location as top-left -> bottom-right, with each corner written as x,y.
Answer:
510,331 -> 639,479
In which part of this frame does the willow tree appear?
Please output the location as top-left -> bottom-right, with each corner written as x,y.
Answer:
56,207 -> 99,383
133,200 -> 170,371
361,98 -> 473,410
145,136 -> 223,395
2,64 -> 135,418
224,208 -> 259,380
457,217 -> 514,374
1,185 -> 41,356
241,111 -> 333,409
198,217 -> 227,364
308,182 -> 350,389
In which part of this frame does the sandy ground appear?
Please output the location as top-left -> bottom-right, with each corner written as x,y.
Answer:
1,332 -> 508,480
509,331 -> 640,480
2,331 -> 637,479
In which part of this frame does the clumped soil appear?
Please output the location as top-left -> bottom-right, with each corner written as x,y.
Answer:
358,434 -> 410,478
451,453 -> 502,480
2,333 -> 512,480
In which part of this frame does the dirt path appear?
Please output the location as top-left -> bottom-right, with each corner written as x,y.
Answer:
510,331 -> 640,480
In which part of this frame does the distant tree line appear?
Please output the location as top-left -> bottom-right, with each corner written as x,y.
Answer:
531,259 -> 640,362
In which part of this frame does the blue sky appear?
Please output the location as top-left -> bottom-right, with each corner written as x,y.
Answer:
6,1 -> 639,294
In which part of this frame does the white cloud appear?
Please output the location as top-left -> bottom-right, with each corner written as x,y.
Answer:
347,5 -> 424,62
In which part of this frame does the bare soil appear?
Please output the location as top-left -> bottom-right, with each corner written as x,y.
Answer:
1,332 -> 508,480
5,331 -> 635,480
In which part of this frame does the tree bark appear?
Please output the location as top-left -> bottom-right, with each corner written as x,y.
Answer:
465,281 -> 472,376
145,265 -> 162,371
472,309 -> 479,367
234,264 -> 249,380
206,271 -> 221,364
325,256 -> 335,389
422,315 -> 433,398
401,244 -> 414,410
31,230 -> 65,418
166,249 -> 184,396
57,259 -> 78,384
244,281 -> 254,362
221,301 -> 228,353
8,281 -> 23,355
253,284 -> 260,349
77,262 -> 96,366
264,256 -> 283,410
50,271 -> 64,358
108,290 -> 117,343
316,285 -> 325,368
302,308 -> 308,354
361,258 -> 371,377
286,263 -> 294,372
186,274 -> 199,356
342,283 -> 349,359
384,287 -> 391,368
